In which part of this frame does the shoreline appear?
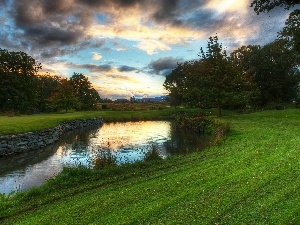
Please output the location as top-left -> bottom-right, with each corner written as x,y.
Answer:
0,117 -> 103,157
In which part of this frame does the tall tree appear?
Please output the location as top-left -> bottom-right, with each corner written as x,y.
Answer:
0,49 -> 41,113
196,36 -> 255,116
35,73 -> 61,112
232,40 -> 299,106
70,73 -> 100,110
48,78 -> 79,113
278,9 -> 300,53
251,0 -> 300,14
163,63 -> 186,108
164,36 -> 255,116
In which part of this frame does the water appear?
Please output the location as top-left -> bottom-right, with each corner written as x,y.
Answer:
0,121 -> 211,195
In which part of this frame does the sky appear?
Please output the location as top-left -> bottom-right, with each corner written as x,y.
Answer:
0,0 -> 294,99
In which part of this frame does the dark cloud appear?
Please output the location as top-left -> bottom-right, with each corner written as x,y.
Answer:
118,65 -> 138,72
82,64 -> 113,73
27,25 -> 82,46
65,62 -> 113,73
151,0 -> 210,26
152,0 -> 181,24
149,57 -> 182,76
0,0 -> 293,62
75,0 -> 142,9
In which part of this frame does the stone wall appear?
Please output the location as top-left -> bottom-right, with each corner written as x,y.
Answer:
0,117 -> 103,157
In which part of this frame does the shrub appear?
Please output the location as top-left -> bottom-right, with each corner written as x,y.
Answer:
143,145 -> 163,162
212,120 -> 231,144
93,150 -> 117,170
176,113 -> 212,134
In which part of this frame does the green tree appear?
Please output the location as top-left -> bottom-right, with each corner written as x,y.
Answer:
278,9 -> 300,53
0,49 -> 41,113
250,0 -> 300,14
195,36 -> 254,116
70,73 -> 100,110
35,73 -> 61,112
163,63 -> 186,108
232,40 -> 299,106
164,36 -> 255,116
48,78 -> 79,113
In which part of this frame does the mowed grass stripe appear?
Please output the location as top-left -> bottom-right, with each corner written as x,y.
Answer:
0,109 -> 299,224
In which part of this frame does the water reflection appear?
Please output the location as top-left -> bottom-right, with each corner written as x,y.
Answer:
0,121 -> 211,194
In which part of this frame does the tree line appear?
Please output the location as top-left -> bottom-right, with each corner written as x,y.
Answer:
164,2 -> 300,116
0,49 -> 101,113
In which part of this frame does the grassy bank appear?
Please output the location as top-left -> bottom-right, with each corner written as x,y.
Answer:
1,109 -> 300,224
0,107 -> 205,136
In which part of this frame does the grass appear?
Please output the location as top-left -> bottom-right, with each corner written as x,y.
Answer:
0,106 -> 206,135
0,109 -> 300,224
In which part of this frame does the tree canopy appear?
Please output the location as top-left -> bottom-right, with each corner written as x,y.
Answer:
278,9 -> 300,53
70,73 -> 101,110
164,34 -> 300,113
251,0 -> 300,14
232,40 -> 299,106
0,49 -> 101,113
164,36 -> 256,116
0,49 -> 41,113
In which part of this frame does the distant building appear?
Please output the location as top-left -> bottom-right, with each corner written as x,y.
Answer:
141,96 -> 169,102
115,99 -> 129,103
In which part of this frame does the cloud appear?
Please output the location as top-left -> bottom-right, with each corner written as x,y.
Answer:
118,65 -> 138,72
92,52 -> 103,60
0,0 -> 293,99
136,40 -> 171,55
149,57 -> 183,76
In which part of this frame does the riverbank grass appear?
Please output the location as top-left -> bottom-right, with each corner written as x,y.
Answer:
1,109 -> 300,224
0,108 -> 208,135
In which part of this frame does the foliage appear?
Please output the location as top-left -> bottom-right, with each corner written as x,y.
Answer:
35,73 -> 61,112
163,64 -> 186,108
48,78 -> 79,113
250,0 -> 300,14
93,150 -> 117,170
278,9 -> 300,53
143,145 -> 163,161
212,120 -> 231,145
0,49 -> 101,114
231,40 -> 300,106
164,36 -> 256,116
70,73 -> 101,110
176,113 -> 212,134
0,49 -> 42,113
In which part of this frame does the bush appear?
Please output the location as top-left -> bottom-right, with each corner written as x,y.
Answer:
143,145 -> 163,162
176,113 -> 212,134
212,120 -> 231,144
93,150 -> 117,170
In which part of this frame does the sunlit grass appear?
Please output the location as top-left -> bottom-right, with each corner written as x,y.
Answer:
1,109 -> 300,224
0,107 -> 215,135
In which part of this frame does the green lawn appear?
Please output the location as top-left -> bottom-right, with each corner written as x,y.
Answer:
0,109 -> 300,224
0,108 -> 199,135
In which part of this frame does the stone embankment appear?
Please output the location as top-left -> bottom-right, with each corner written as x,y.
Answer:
0,118 -> 103,157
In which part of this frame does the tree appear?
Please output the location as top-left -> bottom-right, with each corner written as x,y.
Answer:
163,63 -> 186,108
164,36 -> 255,116
232,40 -> 300,106
196,36 -> 255,116
278,9 -> 300,53
70,73 -> 101,110
250,0 -> 300,14
35,73 -> 61,112
48,78 -> 79,113
0,49 -> 41,113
